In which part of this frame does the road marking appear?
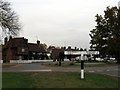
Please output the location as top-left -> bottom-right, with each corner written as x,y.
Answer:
97,70 -> 102,72
102,73 -> 120,77
21,69 -> 52,72
88,71 -> 95,72
106,70 -> 110,71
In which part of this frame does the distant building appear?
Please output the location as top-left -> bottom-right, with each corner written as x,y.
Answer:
2,36 -> 47,62
50,46 -> 99,61
64,47 -> 99,61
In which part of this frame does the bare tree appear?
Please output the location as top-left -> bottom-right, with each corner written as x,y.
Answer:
0,0 -> 21,37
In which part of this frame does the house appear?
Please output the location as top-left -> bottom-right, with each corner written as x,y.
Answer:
64,47 -> 99,61
2,36 -> 47,62
28,41 -> 47,60
2,36 -> 28,62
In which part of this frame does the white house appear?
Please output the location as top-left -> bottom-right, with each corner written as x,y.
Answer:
64,50 -> 99,60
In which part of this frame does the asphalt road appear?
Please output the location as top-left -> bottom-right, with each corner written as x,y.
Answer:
2,63 -> 119,77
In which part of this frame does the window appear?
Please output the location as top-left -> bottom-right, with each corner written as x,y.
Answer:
19,56 -> 22,60
21,48 -> 25,52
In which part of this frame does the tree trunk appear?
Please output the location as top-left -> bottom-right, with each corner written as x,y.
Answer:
59,58 -> 61,66
116,57 -> 120,64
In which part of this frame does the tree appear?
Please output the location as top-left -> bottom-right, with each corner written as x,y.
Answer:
89,6 -> 120,63
0,0 -> 21,37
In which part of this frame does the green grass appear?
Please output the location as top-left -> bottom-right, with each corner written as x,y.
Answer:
2,72 -> 119,88
41,61 -> 117,67
2,64 -> 20,68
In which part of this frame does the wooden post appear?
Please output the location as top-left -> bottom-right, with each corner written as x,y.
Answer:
59,58 -> 61,66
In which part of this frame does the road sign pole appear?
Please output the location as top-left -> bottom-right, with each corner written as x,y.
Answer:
81,60 -> 84,79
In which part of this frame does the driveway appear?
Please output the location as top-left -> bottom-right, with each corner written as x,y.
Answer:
2,63 -> 119,77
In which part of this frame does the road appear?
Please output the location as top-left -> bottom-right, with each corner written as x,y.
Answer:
2,63 -> 119,77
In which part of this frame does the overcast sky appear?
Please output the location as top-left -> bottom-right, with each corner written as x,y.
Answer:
9,0 -> 119,49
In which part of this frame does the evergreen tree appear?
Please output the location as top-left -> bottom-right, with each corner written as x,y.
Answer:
90,6 -> 120,63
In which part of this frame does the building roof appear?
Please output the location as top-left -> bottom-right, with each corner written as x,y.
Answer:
28,43 -> 46,53
51,48 -> 64,54
4,37 -> 28,48
3,37 -> 46,53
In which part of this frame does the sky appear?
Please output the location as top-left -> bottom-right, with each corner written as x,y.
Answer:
8,0 -> 120,49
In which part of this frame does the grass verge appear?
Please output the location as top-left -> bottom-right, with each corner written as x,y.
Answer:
2,64 -> 21,68
41,61 -> 117,67
2,72 -> 119,88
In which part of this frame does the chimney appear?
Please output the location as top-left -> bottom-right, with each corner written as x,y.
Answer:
4,37 -> 8,44
64,47 -> 66,50
68,46 -> 71,50
25,39 -> 28,43
75,47 -> 77,50
37,40 -> 40,45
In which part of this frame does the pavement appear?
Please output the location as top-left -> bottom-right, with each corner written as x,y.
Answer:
2,62 -> 120,77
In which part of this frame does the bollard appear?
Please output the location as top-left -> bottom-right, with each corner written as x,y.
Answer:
81,60 -> 84,79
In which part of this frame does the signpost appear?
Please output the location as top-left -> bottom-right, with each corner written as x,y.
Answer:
81,60 -> 84,79
64,50 -> 100,80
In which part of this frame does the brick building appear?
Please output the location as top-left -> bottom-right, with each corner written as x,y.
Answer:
2,36 -> 47,62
